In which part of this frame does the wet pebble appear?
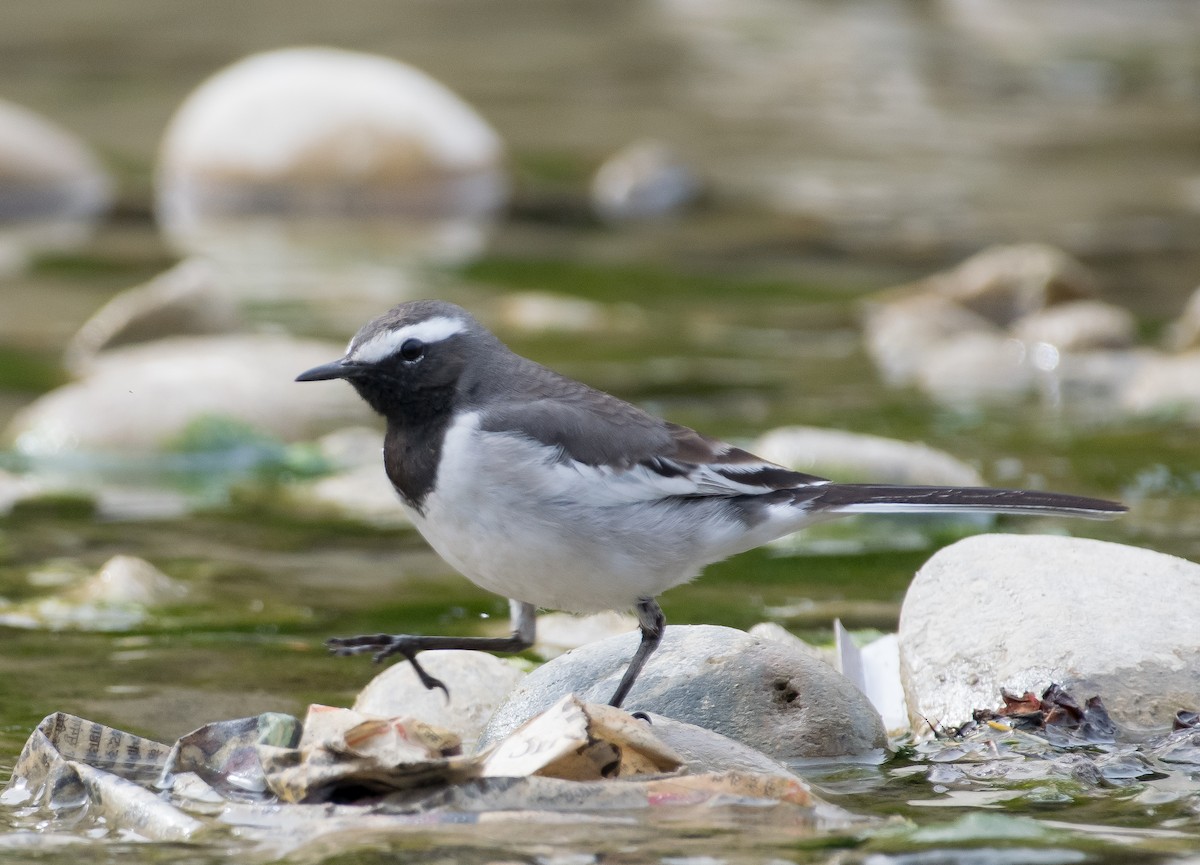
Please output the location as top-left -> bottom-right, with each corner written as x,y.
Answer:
899,534 -> 1200,735
479,624 -> 886,760
5,334 -> 372,455
0,555 -> 187,631
590,140 -> 703,222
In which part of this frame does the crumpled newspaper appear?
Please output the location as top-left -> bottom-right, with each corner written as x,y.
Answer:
2,693 -> 847,847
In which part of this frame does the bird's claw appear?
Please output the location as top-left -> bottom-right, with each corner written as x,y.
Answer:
325,634 -> 450,699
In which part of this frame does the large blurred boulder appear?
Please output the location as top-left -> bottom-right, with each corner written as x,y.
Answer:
0,98 -> 113,274
753,425 -> 985,487
155,47 -> 508,288
899,534 -> 1200,736
5,334 -> 371,455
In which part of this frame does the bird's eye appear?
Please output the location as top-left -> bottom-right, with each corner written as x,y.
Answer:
399,338 -> 426,362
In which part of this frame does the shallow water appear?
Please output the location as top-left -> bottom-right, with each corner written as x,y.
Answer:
2,2 -> 1200,863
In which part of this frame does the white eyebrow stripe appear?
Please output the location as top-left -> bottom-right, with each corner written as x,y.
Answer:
349,316 -> 466,363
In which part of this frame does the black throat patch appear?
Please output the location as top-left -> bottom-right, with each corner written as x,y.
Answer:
379,385 -> 457,513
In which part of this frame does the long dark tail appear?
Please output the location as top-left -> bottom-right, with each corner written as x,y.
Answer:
801,484 -> 1126,520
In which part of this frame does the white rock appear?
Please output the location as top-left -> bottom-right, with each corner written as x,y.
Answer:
899,534 -> 1200,736
753,425 -> 985,487
913,332 -> 1035,404
64,259 -> 240,374
71,555 -> 188,606
0,555 -> 187,632
0,98 -> 113,273
5,334 -> 371,454
862,292 -> 998,386
1119,350 -> 1200,420
156,47 -> 508,273
534,611 -> 638,660
352,650 -> 524,753
297,462 -> 408,528
1011,300 -> 1136,352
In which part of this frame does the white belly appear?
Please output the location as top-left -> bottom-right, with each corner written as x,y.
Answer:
400,412 -> 745,613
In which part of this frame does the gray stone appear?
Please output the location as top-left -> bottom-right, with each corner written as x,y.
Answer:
480,625 -> 886,759
899,534 -> 1200,736
636,712 -> 798,778
353,650 -> 525,754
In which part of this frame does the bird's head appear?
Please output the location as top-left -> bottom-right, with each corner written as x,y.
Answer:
296,300 -> 491,421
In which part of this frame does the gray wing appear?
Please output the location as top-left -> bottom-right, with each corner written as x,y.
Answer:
477,366 -> 828,496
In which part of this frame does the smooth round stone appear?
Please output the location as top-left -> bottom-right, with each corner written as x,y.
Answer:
353,651 -> 524,754
479,625 -> 886,760
899,534 -> 1200,736
636,712 -> 799,778
1119,350 -> 1200,420
156,46 -> 507,272
5,334 -> 372,455
0,98 -> 113,273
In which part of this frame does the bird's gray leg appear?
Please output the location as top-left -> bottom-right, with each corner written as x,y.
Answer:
327,599 -> 537,696
608,598 -> 665,709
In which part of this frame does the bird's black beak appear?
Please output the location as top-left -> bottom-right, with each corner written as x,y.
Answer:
295,359 -> 350,382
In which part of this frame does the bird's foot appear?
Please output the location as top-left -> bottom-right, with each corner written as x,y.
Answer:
325,634 -> 449,697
